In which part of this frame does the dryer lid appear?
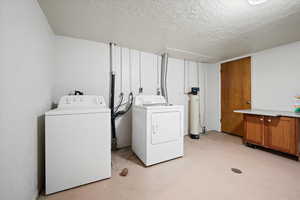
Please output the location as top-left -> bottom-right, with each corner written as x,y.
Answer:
134,95 -> 166,106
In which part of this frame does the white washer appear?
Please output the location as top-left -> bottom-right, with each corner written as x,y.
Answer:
132,95 -> 184,166
45,95 -> 111,194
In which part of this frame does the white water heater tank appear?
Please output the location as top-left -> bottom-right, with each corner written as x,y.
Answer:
189,95 -> 200,138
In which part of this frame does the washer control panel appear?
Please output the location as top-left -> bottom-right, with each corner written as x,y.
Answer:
58,95 -> 106,108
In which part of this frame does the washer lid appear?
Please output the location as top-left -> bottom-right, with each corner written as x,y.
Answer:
45,107 -> 110,116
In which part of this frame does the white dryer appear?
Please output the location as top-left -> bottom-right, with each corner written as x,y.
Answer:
132,95 -> 184,166
45,95 -> 111,194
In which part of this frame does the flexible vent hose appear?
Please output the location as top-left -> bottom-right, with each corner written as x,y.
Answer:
161,53 -> 169,103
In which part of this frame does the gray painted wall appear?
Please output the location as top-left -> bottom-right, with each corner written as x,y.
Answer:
0,1 -> 54,199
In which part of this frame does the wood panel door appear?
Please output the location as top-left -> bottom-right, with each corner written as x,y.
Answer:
221,57 -> 251,136
244,115 -> 264,146
265,117 -> 296,154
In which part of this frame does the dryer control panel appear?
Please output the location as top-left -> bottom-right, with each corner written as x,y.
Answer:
58,95 -> 106,108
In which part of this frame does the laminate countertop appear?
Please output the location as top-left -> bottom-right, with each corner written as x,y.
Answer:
234,109 -> 300,118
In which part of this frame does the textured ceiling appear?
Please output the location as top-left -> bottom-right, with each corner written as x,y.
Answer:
38,0 -> 300,62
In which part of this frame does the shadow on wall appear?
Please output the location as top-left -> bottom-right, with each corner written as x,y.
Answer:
116,110 -> 133,148
37,115 -> 45,194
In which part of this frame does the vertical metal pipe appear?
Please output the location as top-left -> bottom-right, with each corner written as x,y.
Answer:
156,55 -> 160,95
109,42 -> 117,150
161,53 -> 169,103
120,47 -> 123,94
129,49 -> 132,92
109,43 -> 114,110
139,51 -> 143,93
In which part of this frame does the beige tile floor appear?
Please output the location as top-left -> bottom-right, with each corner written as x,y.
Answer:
41,132 -> 300,200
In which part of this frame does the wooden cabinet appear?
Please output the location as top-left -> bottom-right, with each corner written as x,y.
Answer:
244,115 -> 264,146
265,117 -> 296,154
244,114 -> 299,158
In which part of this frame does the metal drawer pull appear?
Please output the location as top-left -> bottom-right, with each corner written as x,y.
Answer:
260,118 -> 264,121
268,119 -> 272,122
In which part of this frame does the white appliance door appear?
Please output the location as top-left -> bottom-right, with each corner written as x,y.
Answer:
46,112 -> 111,194
151,111 -> 181,145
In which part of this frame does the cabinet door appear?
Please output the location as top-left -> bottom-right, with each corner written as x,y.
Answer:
265,117 -> 296,154
244,115 -> 264,146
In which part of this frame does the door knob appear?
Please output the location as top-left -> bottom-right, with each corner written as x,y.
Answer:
268,119 -> 272,122
246,101 -> 251,104
260,118 -> 264,121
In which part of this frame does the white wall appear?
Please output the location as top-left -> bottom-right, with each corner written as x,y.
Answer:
0,1 -> 54,200
205,41 -> 300,132
252,42 -> 300,111
205,64 -> 221,131
53,36 -> 204,148
53,36 -> 110,103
